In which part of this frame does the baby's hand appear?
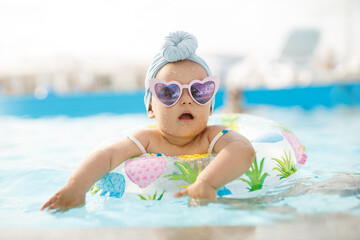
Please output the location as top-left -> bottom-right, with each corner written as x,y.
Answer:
174,180 -> 217,201
40,184 -> 86,212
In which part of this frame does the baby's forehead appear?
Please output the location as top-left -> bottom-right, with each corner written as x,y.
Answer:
156,60 -> 208,83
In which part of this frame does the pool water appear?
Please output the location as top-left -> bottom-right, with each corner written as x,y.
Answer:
0,106 -> 359,228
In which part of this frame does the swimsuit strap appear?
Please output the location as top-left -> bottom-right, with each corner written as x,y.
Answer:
127,135 -> 147,154
208,128 -> 231,154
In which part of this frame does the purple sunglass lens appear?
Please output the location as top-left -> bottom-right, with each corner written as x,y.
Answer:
154,83 -> 180,106
191,81 -> 215,104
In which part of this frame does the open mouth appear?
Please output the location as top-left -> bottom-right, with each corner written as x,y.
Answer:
179,113 -> 194,121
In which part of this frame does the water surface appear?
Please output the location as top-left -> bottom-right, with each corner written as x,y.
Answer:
0,106 -> 359,228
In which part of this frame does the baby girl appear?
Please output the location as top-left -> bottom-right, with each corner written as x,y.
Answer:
41,31 -> 255,211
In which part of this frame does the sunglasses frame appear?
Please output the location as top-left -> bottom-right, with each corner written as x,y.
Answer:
149,76 -> 219,107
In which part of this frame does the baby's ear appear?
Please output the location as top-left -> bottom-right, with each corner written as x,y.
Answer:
148,105 -> 155,119
209,107 -> 213,116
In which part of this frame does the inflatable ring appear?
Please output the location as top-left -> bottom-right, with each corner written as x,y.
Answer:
90,114 -> 307,200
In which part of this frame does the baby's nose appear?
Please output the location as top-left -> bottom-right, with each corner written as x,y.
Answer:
179,89 -> 193,105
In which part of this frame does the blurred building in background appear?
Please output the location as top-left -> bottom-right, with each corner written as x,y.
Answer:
225,28 -> 360,90
0,56 -> 147,97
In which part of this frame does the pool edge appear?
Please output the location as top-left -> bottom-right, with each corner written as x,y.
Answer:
1,212 -> 359,240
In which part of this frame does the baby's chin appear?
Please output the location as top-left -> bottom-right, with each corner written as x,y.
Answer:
168,125 -> 207,138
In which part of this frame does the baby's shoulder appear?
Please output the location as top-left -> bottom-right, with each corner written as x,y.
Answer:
204,125 -> 228,141
131,128 -> 159,141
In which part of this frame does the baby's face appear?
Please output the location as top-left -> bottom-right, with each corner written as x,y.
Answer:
148,60 -> 212,138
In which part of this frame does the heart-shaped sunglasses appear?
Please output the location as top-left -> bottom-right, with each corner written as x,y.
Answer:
149,76 -> 219,107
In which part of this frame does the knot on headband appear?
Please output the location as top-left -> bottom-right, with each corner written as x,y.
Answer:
160,31 -> 198,62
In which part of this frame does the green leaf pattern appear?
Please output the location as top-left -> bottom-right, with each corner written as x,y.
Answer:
164,162 -> 202,187
239,155 -> 269,191
272,151 -> 297,179
138,190 -> 166,200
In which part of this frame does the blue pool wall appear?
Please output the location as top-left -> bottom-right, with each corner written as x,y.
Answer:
0,82 -> 359,118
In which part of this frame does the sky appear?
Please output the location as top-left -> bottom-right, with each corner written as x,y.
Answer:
0,0 -> 359,64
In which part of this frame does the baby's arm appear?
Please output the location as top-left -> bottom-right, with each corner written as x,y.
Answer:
175,127 -> 255,200
40,131 -> 147,211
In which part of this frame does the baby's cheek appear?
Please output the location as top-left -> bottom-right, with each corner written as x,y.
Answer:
157,113 -> 175,131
